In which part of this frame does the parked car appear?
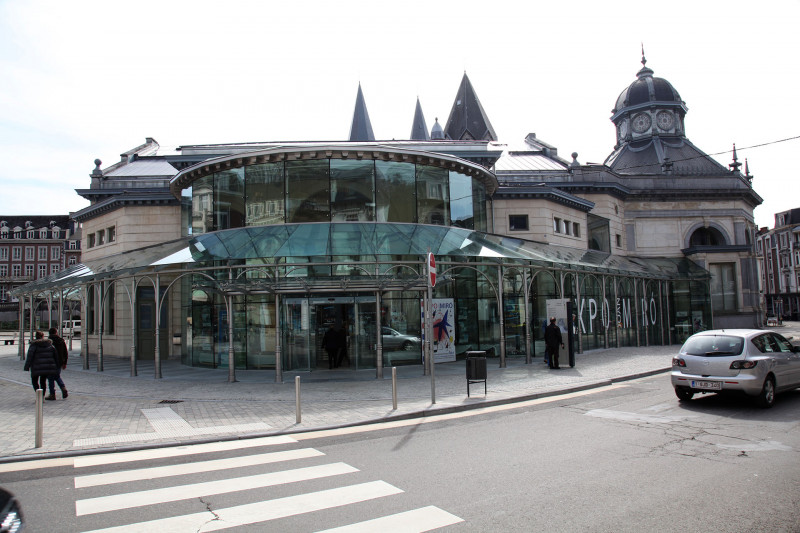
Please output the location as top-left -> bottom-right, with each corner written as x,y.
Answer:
61,319 -> 81,337
671,329 -> 800,408
381,327 -> 420,352
0,487 -> 23,532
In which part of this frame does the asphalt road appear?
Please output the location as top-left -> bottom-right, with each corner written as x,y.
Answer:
2,375 -> 799,532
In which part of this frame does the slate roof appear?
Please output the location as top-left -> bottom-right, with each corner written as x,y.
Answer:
604,136 -> 729,176
444,73 -> 497,142
348,83 -> 375,142
410,97 -> 430,141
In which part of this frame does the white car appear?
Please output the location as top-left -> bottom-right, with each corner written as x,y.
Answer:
671,329 -> 800,408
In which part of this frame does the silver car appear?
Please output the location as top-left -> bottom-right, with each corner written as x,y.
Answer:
672,329 -> 800,408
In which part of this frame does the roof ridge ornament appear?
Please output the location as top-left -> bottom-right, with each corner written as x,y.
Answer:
636,44 -> 654,79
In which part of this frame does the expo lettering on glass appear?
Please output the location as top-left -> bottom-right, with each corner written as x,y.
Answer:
577,294 -> 659,334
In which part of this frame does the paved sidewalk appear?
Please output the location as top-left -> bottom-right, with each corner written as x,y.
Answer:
1,322 -> 796,462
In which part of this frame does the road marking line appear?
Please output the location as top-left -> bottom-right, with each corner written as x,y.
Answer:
80,480 -> 403,532
585,408 -> 695,424
315,505 -> 464,532
75,448 -> 325,488
73,435 -> 297,468
75,462 -> 358,516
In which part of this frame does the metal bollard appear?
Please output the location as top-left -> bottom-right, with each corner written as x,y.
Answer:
392,367 -> 397,410
295,376 -> 301,424
35,388 -> 43,448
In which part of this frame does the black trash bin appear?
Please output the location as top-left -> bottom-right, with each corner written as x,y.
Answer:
465,350 -> 487,396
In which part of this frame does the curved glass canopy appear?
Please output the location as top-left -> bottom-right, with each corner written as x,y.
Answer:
13,222 -> 709,294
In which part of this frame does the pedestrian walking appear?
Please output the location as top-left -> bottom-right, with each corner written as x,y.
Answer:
544,317 -> 564,369
23,331 -> 59,400
48,327 -> 69,399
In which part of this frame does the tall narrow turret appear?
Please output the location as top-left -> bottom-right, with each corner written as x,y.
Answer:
349,83 -> 375,142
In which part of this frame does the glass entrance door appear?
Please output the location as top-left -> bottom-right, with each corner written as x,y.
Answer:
282,295 -> 377,372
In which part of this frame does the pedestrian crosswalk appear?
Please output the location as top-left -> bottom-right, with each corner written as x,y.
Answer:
71,435 -> 462,532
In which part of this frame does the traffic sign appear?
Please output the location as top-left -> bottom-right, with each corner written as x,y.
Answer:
428,253 -> 436,287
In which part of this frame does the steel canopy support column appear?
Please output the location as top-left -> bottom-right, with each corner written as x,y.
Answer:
226,268 -> 236,383
275,293 -> 282,384
664,281 -> 673,345
614,278 -> 621,349
154,275 -> 162,379
27,294 -> 34,344
82,286 -> 90,370
602,275 -> 609,349
523,269 -> 531,365
375,290 -> 383,379
130,279 -> 137,377
498,264 -> 506,368
17,298 -> 24,360
46,293 -> 53,331
574,272 -> 582,355
97,282 -> 104,372
57,290 -> 64,337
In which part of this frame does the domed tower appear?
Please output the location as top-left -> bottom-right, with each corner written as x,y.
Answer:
604,51 -> 728,176
611,51 -> 686,148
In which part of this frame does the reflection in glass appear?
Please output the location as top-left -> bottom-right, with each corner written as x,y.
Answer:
286,160 -> 330,223
449,171 -> 474,229
246,162 -> 285,226
416,165 -> 448,225
376,161 -> 416,223
331,160 -> 375,222
192,175 -> 214,235
215,168 -> 245,230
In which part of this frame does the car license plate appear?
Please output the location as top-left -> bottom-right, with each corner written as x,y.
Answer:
692,380 -> 722,390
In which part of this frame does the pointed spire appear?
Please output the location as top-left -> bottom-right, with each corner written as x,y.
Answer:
729,143 -> 742,172
349,83 -> 375,142
443,73 -> 498,142
410,97 -> 430,141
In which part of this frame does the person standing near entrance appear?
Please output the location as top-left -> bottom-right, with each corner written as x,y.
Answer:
24,331 -> 59,400
322,325 -> 340,369
48,327 -> 69,398
544,317 -> 564,369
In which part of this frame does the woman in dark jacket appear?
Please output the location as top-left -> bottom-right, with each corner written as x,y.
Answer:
23,331 -> 59,400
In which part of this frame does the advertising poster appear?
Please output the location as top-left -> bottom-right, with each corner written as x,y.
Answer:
421,298 -> 456,363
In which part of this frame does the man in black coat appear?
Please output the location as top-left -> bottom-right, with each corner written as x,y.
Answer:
23,331 -> 59,400
544,317 -> 565,369
48,327 -> 69,398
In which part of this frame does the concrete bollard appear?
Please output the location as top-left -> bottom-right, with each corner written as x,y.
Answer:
295,376 -> 301,424
35,388 -> 43,448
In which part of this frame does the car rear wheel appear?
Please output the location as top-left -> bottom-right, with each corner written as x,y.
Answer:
401,341 -> 414,351
755,376 -> 776,408
675,387 -> 694,401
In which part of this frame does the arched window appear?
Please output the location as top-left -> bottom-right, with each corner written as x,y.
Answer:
689,227 -> 726,247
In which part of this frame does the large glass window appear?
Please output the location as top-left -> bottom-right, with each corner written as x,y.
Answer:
331,160 -> 375,222
710,263 -> 737,312
215,168 -> 245,230
375,161 -> 415,223
286,160 -> 330,223
246,162 -> 285,226
472,178 -> 488,232
449,171 -> 473,229
416,165 -> 449,226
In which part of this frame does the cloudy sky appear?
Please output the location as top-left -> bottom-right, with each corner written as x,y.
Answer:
1,0 -> 798,229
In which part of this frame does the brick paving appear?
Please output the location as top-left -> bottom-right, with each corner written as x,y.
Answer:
1,322 -> 796,462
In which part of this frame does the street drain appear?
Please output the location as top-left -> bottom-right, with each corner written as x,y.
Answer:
159,400 -> 183,404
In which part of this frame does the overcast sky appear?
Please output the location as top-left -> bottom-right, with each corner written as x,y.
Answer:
1,0 -> 798,229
